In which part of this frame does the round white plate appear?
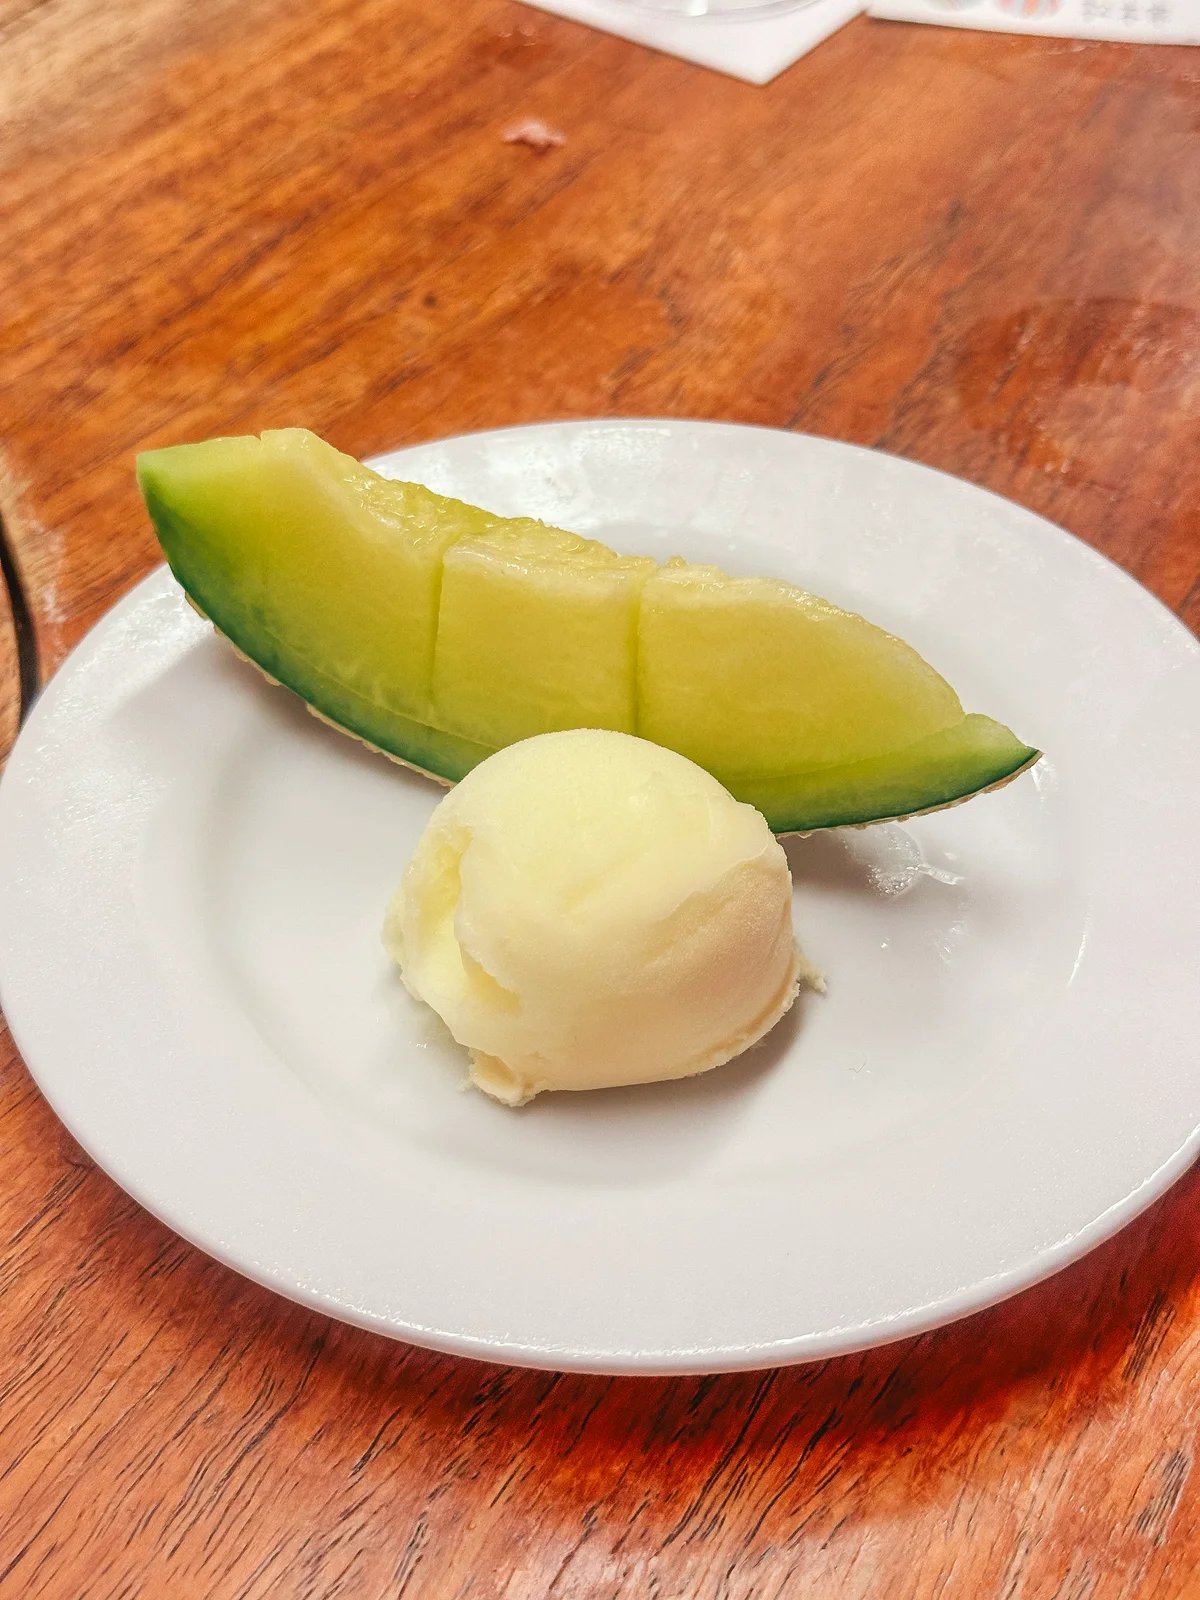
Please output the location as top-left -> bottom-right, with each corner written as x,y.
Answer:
2,420 -> 1198,1374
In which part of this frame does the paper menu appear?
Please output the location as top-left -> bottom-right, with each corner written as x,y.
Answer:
868,0 -> 1200,45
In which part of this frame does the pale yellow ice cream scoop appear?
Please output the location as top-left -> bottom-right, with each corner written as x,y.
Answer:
383,729 -> 802,1106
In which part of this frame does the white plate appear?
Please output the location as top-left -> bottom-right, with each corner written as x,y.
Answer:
2,420 -> 1198,1374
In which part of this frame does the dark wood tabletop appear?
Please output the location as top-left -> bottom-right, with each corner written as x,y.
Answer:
2,2 -> 1199,1594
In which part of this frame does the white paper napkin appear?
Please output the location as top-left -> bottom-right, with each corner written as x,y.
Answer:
869,0 -> 1200,44
518,0 -> 866,84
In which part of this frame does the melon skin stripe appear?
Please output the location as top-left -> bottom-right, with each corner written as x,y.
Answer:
137,431 -> 1041,834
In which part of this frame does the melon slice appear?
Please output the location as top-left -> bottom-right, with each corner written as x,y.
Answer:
635,557 -> 1036,829
138,427 -> 495,777
639,558 -> 965,777
433,525 -> 655,748
136,429 -> 1039,831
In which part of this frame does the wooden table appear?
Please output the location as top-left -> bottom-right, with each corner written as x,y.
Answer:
2,2 -> 1199,1593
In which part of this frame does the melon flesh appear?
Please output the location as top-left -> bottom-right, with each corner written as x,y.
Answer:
638,558 -> 964,778
433,525 -> 655,748
136,429 -> 1040,831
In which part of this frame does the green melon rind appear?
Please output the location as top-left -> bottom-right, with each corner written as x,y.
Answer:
141,462 -> 1040,834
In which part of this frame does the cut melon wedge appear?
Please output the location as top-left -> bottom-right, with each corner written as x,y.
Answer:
639,558 -> 965,776
434,525 -> 655,747
139,428 -> 493,734
136,429 -> 1040,832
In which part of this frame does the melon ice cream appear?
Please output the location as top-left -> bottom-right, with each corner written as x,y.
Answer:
383,728 -> 805,1107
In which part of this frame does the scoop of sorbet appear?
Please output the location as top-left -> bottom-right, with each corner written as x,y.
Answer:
383,729 -> 803,1107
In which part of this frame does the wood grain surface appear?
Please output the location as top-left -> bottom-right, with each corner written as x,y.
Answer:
2,1 -> 1199,1594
